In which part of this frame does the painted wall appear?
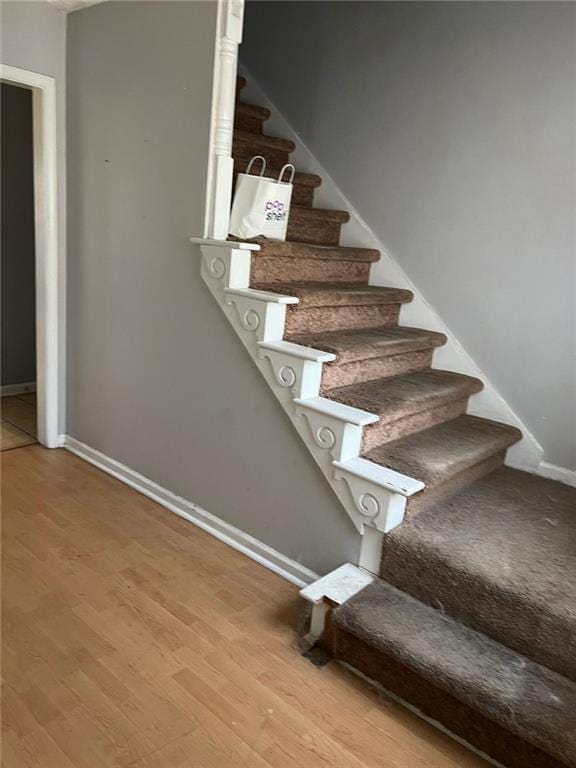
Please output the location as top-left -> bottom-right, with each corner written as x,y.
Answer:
66,1 -> 358,574
1,0 -> 67,414
242,1 -> 576,471
1,84 -> 36,386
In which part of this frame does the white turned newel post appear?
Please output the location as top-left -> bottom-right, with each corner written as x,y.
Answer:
205,0 -> 245,240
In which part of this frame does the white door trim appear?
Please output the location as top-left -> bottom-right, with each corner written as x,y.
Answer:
1,65 -> 63,448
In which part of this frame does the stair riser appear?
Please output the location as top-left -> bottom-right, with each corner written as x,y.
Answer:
250,257 -> 370,286
233,173 -> 314,207
335,629 -> 558,768
234,114 -> 264,134
362,397 -> 469,452
285,304 -> 401,336
406,449 -> 506,516
233,143 -> 290,169
291,186 -> 315,207
379,479 -> 576,683
321,350 -> 434,391
286,217 -> 342,247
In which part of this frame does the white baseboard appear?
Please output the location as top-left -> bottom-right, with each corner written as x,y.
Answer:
62,436 -> 319,588
534,460 -> 576,489
1,382 -> 36,397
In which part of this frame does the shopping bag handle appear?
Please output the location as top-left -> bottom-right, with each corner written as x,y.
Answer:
277,163 -> 295,185
246,155 -> 267,176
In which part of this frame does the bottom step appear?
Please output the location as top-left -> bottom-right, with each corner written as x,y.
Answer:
334,580 -> 576,768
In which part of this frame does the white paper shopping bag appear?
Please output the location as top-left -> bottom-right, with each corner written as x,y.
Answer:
229,156 -> 295,241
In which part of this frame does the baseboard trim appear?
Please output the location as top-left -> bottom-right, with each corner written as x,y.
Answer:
534,460 -> 576,489
509,457 -> 576,488
1,382 -> 37,397
62,435 -> 319,588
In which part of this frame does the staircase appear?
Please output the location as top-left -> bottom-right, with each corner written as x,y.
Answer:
196,75 -> 576,768
336,468 -> 576,768
231,74 -> 524,526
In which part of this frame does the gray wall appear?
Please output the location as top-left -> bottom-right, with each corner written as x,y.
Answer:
1,83 -> 36,386
242,1 -> 576,471
67,1 -> 358,574
1,1 -> 67,416
1,0 -> 66,76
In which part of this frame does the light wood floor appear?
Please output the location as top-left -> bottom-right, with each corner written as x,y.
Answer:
2,445 -> 490,768
1,394 -> 37,452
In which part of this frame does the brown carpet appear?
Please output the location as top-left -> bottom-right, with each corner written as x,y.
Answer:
290,325 -> 446,364
335,469 -> 576,767
335,580 -> 576,768
379,467 -> 576,681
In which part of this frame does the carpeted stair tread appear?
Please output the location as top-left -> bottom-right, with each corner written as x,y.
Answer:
235,101 -> 271,121
248,239 -> 379,263
290,205 -> 350,224
289,326 -> 446,364
334,579 -> 576,768
254,283 -> 412,307
233,129 -> 295,154
233,159 -> 322,188
366,414 -> 522,487
379,467 -> 576,681
326,369 -> 483,422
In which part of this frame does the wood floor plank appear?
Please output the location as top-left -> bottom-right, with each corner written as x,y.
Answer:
2,445 -> 490,767
0,420 -> 36,450
1,726 -> 77,768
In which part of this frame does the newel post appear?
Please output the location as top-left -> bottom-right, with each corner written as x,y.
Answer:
205,0 -> 245,240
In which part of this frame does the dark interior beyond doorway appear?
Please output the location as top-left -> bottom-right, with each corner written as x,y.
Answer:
1,82 -> 36,391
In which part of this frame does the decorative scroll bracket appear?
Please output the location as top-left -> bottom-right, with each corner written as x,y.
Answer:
193,238 -> 426,566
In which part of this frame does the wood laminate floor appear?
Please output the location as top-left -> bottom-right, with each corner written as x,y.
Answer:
1,445 -> 490,768
1,394 -> 37,451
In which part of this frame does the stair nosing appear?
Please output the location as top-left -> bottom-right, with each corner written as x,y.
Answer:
235,101 -> 271,121
325,370 -> 484,424
255,283 -> 413,308
252,240 -> 380,263
233,129 -> 295,153
290,326 -> 448,364
365,414 -> 522,489
233,159 -> 322,188
290,205 -> 350,224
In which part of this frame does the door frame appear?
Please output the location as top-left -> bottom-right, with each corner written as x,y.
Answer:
1,65 -> 63,448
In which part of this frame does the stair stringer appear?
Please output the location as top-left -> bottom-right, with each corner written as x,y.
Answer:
193,238 -> 424,549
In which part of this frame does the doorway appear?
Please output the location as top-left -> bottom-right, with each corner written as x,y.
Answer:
1,65 -> 62,450
1,82 -> 38,451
